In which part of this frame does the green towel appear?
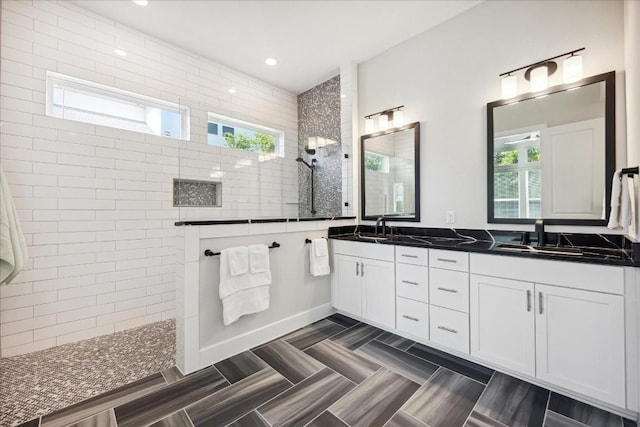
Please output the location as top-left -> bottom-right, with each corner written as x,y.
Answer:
0,164 -> 28,285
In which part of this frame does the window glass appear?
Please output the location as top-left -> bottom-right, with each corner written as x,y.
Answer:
46,71 -> 189,140
207,113 -> 283,157
364,152 -> 390,173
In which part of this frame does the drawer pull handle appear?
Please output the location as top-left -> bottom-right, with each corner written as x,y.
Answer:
361,262 -> 365,277
356,262 -> 359,276
401,254 -> 419,258
526,290 -> 532,312
437,287 -> 457,293
436,258 -> 457,263
402,315 -> 419,322
402,280 -> 419,286
437,325 -> 458,334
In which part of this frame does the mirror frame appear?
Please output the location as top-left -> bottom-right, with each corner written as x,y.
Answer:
361,121 -> 421,222
487,71 -> 615,225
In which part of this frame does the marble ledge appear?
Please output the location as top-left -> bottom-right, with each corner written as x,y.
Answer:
174,216 -> 356,227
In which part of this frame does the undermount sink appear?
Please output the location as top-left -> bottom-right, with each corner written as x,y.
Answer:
496,243 -> 584,256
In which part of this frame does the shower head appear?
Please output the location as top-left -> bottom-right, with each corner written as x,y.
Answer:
296,157 -> 315,169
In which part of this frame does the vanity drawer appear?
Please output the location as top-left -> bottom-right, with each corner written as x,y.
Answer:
395,246 -> 428,266
396,297 -> 429,340
396,263 -> 429,303
331,239 -> 394,261
430,305 -> 469,354
429,249 -> 469,272
429,268 -> 469,312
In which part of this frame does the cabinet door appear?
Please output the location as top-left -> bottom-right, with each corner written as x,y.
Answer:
332,254 -> 362,317
470,274 -> 535,376
362,259 -> 395,329
535,283 -> 625,406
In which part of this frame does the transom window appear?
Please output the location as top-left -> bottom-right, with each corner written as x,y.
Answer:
207,112 -> 284,158
46,71 -> 189,140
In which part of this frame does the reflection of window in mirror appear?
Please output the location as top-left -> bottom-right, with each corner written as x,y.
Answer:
494,129 -> 542,219
393,182 -> 404,213
364,152 -> 390,173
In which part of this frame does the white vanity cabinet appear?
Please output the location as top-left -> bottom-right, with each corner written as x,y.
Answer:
470,274 -> 536,376
470,253 -> 626,407
395,246 -> 429,340
428,249 -> 470,354
331,240 -> 395,329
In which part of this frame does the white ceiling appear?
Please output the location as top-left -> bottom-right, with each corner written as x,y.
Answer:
71,0 -> 481,94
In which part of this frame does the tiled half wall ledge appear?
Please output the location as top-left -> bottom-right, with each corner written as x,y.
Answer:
175,218 -> 356,374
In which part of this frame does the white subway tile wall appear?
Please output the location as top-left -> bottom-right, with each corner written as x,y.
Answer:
0,0 -> 299,356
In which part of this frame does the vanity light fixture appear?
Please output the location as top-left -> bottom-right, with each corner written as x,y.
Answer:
529,65 -> 549,92
365,117 -> 375,133
364,105 -> 405,133
265,57 -> 278,66
501,74 -> 518,99
131,0 -> 148,5
499,48 -> 585,99
563,53 -> 583,83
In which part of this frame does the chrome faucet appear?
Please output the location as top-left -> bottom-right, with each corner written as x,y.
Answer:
535,219 -> 545,247
375,216 -> 387,237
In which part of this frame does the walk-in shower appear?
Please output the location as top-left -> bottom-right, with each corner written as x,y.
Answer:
296,157 -> 317,215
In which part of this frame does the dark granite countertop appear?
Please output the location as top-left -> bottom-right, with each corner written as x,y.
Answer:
328,225 -> 640,267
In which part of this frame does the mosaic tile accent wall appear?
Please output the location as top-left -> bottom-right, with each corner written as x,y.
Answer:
173,179 -> 221,207
298,75 -> 342,217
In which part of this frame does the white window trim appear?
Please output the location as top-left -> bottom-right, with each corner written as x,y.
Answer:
46,71 -> 190,140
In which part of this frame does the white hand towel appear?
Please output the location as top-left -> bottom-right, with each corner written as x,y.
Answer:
0,165 -> 28,285
607,169 -> 632,230
226,246 -> 249,276
309,238 -> 330,277
248,244 -> 269,273
222,285 -> 270,326
313,238 -> 328,257
220,248 -> 251,299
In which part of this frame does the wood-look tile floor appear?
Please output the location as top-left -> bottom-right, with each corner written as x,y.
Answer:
15,314 -> 639,427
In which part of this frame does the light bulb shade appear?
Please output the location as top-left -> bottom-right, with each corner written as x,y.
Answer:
530,66 -> 548,92
563,54 -> 582,83
378,114 -> 389,131
365,117 -> 375,133
501,74 -> 518,99
392,110 -> 404,127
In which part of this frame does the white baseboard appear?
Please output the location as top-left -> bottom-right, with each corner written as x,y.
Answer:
197,303 -> 335,371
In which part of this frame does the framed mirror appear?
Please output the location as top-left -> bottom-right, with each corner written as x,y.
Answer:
361,121 -> 420,221
487,71 -> 615,225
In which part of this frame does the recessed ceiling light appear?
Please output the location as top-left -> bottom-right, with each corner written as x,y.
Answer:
265,57 -> 278,67
114,49 -> 127,57
132,0 -> 148,6
228,88 -> 237,94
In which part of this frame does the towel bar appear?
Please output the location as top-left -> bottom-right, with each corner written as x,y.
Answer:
204,241 -> 280,257
305,238 -> 327,244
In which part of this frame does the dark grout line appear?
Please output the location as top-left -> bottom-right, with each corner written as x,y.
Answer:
460,371 -> 497,427
541,389 -> 552,427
